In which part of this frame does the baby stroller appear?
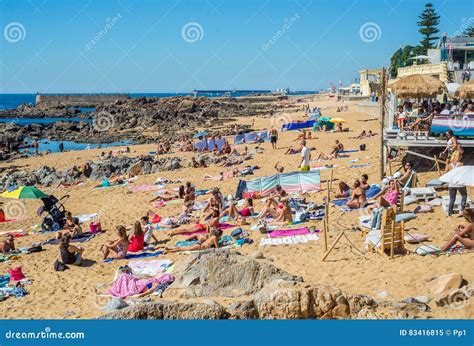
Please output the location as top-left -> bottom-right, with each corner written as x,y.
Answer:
38,194 -> 70,232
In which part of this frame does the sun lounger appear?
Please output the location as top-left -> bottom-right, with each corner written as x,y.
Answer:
406,187 -> 437,201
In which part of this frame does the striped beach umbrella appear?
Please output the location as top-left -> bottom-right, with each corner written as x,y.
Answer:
0,186 -> 48,199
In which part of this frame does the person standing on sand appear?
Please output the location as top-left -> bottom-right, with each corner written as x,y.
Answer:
33,140 -> 39,156
59,142 -> 64,152
299,140 -> 311,172
269,126 -> 278,149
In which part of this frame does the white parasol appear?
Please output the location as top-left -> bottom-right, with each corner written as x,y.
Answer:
439,166 -> 474,186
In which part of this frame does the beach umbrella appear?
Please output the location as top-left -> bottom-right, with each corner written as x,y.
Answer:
457,80 -> 474,99
439,166 -> 474,186
329,118 -> 346,123
389,74 -> 447,99
193,131 -> 208,138
0,186 -> 48,199
447,82 -> 460,96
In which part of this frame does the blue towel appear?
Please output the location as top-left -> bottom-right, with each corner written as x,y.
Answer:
332,198 -> 349,206
339,149 -> 359,153
175,240 -> 198,247
366,185 -> 381,199
103,251 -> 162,263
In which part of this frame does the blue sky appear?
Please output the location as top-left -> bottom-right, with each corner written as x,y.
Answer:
0,0 -> 472,93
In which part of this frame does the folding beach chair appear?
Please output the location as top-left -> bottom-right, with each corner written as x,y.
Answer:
366,207 -> 405,259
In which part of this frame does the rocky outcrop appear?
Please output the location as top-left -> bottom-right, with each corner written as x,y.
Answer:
0,103 -> 83,118
101,300 -> 229,320
0,155 -> 183,190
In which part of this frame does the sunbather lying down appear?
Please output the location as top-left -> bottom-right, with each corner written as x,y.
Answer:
441,209 -> 474,251
164,228 -> 223,254
167,214 -> 220,237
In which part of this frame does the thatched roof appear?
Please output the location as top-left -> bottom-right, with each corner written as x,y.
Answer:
389,74 -> 447,98
457,80 -> 474,99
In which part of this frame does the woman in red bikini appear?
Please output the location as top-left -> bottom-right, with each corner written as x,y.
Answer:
221,198 -> 254,219
167,212 -> 220,237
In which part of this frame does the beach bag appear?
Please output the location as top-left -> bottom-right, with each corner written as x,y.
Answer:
8,267 -> 25,281
28,244 -> 42,253
231,228 -> 243,238
89,221 -> 102,233
359,144 -> 366,151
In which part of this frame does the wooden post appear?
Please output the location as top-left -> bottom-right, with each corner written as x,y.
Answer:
379,67 -> 387,181
328,169 -> 334,200
322,231 -> 345,261
323,203 -> 329,251
434,155 -> 441,176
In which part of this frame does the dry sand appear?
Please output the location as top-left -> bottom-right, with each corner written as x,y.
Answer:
0,95 -> 472,319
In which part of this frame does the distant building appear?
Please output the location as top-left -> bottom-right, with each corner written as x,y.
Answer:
359,69 -> 382,96
397,33 -> 474,84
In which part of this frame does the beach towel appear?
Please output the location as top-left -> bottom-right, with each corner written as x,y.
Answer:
236,170 -> 321,199
175,240 -> 199,247
109,273 -> 175,298
129,184 -> 163,192
366,185 -> 381,199
219,223 -> 237,230
339,149 -> 359,153
75,213 -> 99,223
0,274 -> 10,288
350,163 -> 370,168
395,213 -> 416,223
446,244 -> 465,254
103,251 -> 162,263
128,259 -> 172,276
415,245 -> 441,256
268,227 -> 310,238
260,233 -> 319,246
93,182 -> 128,189
332,198 -> 349,206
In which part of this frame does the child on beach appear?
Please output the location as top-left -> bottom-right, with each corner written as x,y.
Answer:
100,226 -> 129,260
59,234 -> 84,266
0,234 -> 15,254
141,216 -> 159,245
128,221 -> 145,253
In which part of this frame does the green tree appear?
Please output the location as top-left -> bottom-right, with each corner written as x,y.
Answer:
417,3 -> 440,50
463,25 -> 474,37
388,45 -> 425,79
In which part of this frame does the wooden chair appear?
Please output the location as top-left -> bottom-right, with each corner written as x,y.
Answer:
396,189 -> 404,213
367,207 -> 405,259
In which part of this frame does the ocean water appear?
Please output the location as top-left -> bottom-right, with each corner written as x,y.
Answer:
0,91 -> 317,110
22,138 -> 132,154
0,117 -> 91,125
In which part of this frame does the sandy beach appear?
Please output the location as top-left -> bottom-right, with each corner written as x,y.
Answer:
0,95 -> 472,319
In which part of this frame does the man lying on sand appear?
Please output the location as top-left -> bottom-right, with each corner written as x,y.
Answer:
164,228 -> 223,254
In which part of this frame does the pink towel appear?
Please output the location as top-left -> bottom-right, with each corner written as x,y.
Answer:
219,223 -> 236,230
268,227 -> 310,238
109,273 -> 175,298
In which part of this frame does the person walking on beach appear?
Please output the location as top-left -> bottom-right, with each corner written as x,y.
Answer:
59,142 -> 64,152
299,140 -> 311,172
33,140 -> 39,156
269,126 -> 278,149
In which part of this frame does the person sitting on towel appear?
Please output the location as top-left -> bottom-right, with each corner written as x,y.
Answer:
59,234 -> 84,266
441,209 -> 474,251
164,227 -> 223,254
55,212 -> 82,240
329,140 -> 344,157
128,221 -> 145,253
258,198 -> 293,225
0,233 -> 15,254
100,226 -> 129,260
221,198 -> 254,219
346,180 -> 367,209
335,182 -> 351,198
265,184 -> 288,209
